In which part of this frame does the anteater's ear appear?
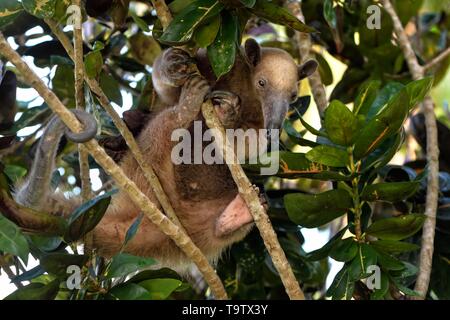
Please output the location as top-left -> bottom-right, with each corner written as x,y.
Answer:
298,60 -> 318,80
244,38 -> 261,67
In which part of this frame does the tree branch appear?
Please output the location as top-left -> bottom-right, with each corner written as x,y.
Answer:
287,1 -> 328,117
381,0 -> 440,299
0,32 -> 228,300
201,101 -> 305,300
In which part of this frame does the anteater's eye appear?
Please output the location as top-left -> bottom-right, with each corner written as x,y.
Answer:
258,79 -> 266,87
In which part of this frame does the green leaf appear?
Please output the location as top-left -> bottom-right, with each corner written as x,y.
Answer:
327,266 -> 354,300
129,33 -> 161,66
40,253 -> 89,278
159,0 -> 224,45
361,181 -> 420,202
315,53 -> 333,86
366,82 -> 404,119
106,253 -> 156,279
324,100 -> 359,146
370,271 -> 389,300
194,14 -> 221,48
138,278 -> 182,300
22,0 -> 56,19
109,283 -> 151,300
124,214 -> 143,246
366,214 -> 426,240
405,76 -> 433,109
64,191 -> 112,242
284,189 -> 352,228
0,214 -> 29,263
298,116 -> 327,137
306,145 -> 349,167
353,80 -> 381,116
323,0 -> 336,29
305,226 -> 348,261
207,11 -> 238,78
249,0 -> 316,33
375,250 -> 405,271
370,239 -> 420,253
5,279 -> 60,300
353,89 -> 409,159
128,268 -> 182,283
329,237 -> 358,262
0,0 -> 23,30
85,51 -> 103,79
99,71 -> 122,106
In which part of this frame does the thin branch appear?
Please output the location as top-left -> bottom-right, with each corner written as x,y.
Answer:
201,101 -> 305,300
423,47 -> 450,71
44,19 -> 187,234
287,1 -> 328,117
381,0 -> 440,299
0,32 -> 228,300
72,0 -> 91,202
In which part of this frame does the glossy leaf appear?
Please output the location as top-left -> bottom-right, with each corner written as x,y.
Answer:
324,100 -> 359,146
323,0 -> 337,29
159,0 -> 224,45
306,145 -> 348,167
0,0 -> 23,29
348,243 -> 377,281
85,51 -> 103,79
284,189 -> 352,228
305,227 -> 348,261
109,283 -> 151,300
361,181 -> 420,202
249,0 -> 315,33
40,253 -> 89,277
370,239 -> 420,253
327,266 -> 354,300
22,0 -> 56,19
366,214 -> 426,240
207,11 -> 239,78
353,80 -> 381,116
329,237 -> 358,262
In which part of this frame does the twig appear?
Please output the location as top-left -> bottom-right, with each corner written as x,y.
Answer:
202,101 -> 305,300
44,19 -> 187,234
0,32 -> 228,300
150,0 -> 173,29
381,0 -> 440,299
423,47 -> 450,71
287,1 -> 328,117
72,0 -> 92,202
